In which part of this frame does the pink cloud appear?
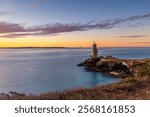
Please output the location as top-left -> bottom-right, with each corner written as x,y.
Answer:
0,13 -> 150,38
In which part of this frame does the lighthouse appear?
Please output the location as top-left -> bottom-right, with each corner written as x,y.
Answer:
92,42 -> 98,58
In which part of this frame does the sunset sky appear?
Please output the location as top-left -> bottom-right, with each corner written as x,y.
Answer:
0,0 -> 150,47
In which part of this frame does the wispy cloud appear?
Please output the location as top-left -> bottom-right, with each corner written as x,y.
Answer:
117,35 -> 148,38
0,13 -> 150,38
0,22 -> 26,33
131,42 -> 150,44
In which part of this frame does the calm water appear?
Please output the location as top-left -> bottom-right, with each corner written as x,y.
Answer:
0,47 -> 149,94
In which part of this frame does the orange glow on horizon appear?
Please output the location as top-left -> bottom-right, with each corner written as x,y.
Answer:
0,36 -> 149,48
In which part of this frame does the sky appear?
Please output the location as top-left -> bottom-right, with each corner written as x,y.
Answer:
0,0 -> 150,47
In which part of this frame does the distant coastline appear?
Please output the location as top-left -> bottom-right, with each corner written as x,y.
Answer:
0,46 -> 149,49
0,47 -> 89,49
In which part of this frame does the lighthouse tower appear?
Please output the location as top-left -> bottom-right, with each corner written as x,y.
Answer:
92,42 -> 98,58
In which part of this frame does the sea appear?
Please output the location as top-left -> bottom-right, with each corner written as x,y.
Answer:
0,47 -> 149,94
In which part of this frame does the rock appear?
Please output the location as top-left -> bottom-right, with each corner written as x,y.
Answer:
113,62 -> 128,71
105,55 -> 116,59
96,59 -> 129,72
81,57 -> 100,67
85,57 -> 100,63
110,71 -> 121,76
120,62 -> 128,68
77,63 -> 84,66
77,56 -> 134,78
96,59 -> 116,71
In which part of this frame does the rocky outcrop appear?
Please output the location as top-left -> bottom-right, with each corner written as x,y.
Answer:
77,56 -> 146,78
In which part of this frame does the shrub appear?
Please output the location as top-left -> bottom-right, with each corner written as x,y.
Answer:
138,67 -> 150,77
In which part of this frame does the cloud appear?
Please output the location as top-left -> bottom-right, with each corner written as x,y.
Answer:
117,35 -> 148,38
0,13 -> 150,38
0,22 -> 26,33
131,42 -> 150,44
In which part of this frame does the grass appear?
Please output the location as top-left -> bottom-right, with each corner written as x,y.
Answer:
138,67 -> 150,77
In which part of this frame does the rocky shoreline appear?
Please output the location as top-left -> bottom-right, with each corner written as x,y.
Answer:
77,56 -> 150,79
